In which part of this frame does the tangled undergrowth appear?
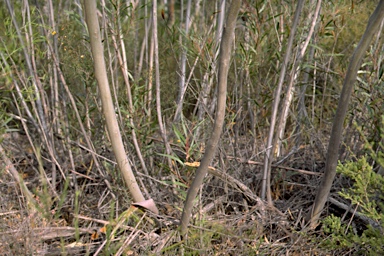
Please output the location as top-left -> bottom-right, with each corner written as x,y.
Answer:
1,1 -> 383,255
1,128 -> 380,255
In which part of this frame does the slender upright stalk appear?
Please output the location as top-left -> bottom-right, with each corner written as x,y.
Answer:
307,1 -> 384,228
174,0 -> 192,122
180,0 -> 241,237
84,0 -> 146,203
260,0 -> 304,204
276,0 -> 322,156
152,0 -> 175,175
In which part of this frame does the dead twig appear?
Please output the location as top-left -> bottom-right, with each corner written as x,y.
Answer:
226,156 -> 322,176
0,226 -> 93,241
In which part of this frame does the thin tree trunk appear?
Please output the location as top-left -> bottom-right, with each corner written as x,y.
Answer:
180,0 -> 241,237
276,0 -> 321,157
84,0 -> 150,205
307,1 -> 384,228
260,0 -> 304,204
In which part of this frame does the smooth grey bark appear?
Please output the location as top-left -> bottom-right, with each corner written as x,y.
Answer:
307,1 -> 384,228
180,0 -> 241,237
84,0 -> 148,204
260,0 -> 304,204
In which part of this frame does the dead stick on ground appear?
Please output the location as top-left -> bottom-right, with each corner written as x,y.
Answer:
226,156 -> 322,176
185,162 -> 261,203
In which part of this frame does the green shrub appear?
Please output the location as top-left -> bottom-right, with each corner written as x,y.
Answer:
321,157 -> 384,254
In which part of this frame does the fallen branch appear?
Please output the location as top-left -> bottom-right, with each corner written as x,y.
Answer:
328,197 -> 381,229
226,156 -> 322,176
185,162 -> 262,203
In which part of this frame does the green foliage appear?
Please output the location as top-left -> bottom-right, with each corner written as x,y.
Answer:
58,13 -> 94,94
320,156 -> 384,254
318,1 -> 376,58
321,214 -> 355,249
0,111 -> 14,140
338,157 -> 384,220
171,115 -> 204,162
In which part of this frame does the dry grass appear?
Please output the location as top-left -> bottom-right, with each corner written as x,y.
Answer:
0,130 -> 361,256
